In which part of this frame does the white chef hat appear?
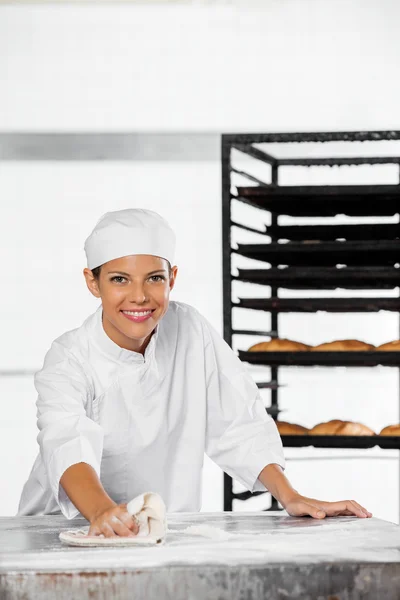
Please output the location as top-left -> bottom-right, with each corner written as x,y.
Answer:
84,208 -> 176,270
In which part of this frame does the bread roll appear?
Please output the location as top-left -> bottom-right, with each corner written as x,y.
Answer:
311,340 -> 375,351
309,420 -> 345,435
309,420 -> 375,436
248,338 -> 310,352
336,422 -> 376,436
379,424 -> 400,436
376,341 -> 400,351
276,421 -> 309,435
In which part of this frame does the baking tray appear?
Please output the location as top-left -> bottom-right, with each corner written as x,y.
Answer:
280,435 -> 400,449
235,240 -> 400,267
264,223 -> 400,242
236,297 -> 400,313
239,350 -> 400,367
236,266 -> 400,290
235,184 -> 400,217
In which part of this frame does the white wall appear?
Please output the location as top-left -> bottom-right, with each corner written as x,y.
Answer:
1,0 -> 399,131
1,0 -> 400,522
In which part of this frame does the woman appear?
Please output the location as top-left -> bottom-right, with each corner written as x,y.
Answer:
18,208 -> 371,538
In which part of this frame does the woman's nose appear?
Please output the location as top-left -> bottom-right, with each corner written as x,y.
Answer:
129,284 -> 147,304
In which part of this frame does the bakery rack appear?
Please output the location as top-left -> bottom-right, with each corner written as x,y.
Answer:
221,130 -> 400,512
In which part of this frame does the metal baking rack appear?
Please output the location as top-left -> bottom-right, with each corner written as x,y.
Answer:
221,130 -> 400,512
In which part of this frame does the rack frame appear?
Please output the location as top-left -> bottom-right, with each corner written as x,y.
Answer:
221,130 -> 400,512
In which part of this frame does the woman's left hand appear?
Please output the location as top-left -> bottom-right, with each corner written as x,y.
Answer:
284,494 -> 372,519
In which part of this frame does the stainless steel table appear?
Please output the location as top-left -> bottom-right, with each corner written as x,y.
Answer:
1,512 -> 399,599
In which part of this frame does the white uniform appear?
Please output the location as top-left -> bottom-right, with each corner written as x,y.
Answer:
18,301 -> 285,519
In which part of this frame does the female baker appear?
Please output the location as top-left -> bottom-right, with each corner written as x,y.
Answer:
18,208 -> 372,537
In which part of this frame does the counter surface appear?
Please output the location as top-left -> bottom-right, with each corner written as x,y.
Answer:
1,512 -> 399,599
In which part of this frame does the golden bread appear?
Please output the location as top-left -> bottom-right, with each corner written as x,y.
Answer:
336,422 -> 376,436
309,420 -> 345,435
275,421 -> 309,435
311,339 -> 375,351
248,339 -> 310,352
379,424 -> 400,436
309,420 -> 375,436
376,341 -> 400,351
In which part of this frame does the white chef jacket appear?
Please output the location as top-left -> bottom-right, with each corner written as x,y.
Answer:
18,301 -> 285,519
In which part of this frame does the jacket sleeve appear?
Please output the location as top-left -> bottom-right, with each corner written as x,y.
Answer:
201,315 -> 285,494
34,340 -> 103,519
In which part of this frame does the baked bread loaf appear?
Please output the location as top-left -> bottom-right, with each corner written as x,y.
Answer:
311,340 -> 375,351
248,339 -> 310,352
275,421 -> 309,435
309,420 -> 345,435
309,420 -> 375,436
379,424 -> 400,436
376,341 -> 400,351
337,422 -> 376,436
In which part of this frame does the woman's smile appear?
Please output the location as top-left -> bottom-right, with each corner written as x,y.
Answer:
120,309 -> 155,323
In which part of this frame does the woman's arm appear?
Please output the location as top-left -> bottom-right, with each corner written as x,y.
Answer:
258,463 -> 372,519
35,342 -> 105,519
60,462 -> 115,522
257,463 -> 299,508
60,462 -> 139,537
201,314 -> 286,494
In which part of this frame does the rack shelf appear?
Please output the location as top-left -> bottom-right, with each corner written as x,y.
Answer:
264,223 -> 400,242
239,350 -> 400,367
232,328 -> 277,336
236,267 -> 400,290
236,297 -> 400,313
235,240 -> 400,267
222,130 -> 400,514
281,436 -> 400,450
236,184 -> 400,217
256,381 -> 280,390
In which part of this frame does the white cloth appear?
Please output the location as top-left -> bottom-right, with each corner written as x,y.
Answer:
84,208 -> 176,270
18,301 -> 285,519
59,492 -> 167,546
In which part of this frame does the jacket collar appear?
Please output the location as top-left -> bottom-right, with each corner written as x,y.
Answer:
92,304 -> 159,365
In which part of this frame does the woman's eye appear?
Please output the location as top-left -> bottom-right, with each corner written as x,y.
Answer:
110,275 -> 165,284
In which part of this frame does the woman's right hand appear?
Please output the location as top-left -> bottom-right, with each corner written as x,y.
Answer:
88,502 -> 140,538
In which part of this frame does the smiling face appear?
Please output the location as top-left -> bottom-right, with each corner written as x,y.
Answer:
83,254 -> 178,354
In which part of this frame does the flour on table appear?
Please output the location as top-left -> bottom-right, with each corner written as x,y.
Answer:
179,525 -> 234,540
